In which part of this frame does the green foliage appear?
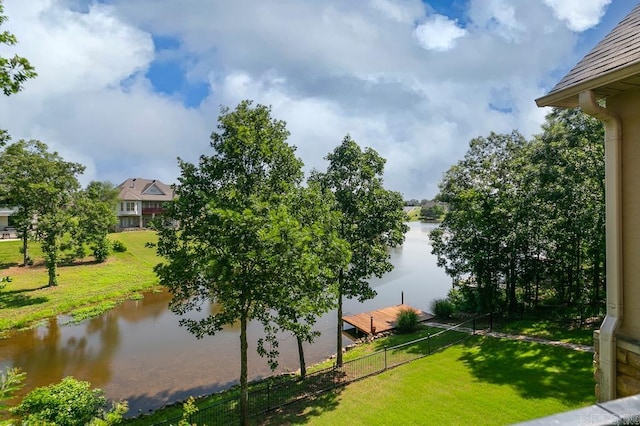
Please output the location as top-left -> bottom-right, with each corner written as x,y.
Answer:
420,204 -> 445,221
431,298 -> 455,319
178,396 -> 198,426
71,181 -> 119,263
155,100 -> 348,424
431,109 -> 605,317
111,240 -> 127,252
0,140 -> 85,285
395,308 -> 420,334
0,0 -> 36,97
12,377 -> 107,426
311,134 -> 408,365
0,367 -> 26,410
92,238 -> 111,263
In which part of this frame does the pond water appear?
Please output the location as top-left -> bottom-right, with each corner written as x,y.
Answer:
0,222 -> 452,416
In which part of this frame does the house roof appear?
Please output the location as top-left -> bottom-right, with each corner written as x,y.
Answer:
536,3 -> 640,108
117,178 -> 174,201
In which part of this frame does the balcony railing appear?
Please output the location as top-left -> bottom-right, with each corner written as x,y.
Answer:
142,207 -> 165,215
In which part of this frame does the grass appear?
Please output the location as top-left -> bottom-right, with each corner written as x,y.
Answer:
404,207 -> 421,222
493,318 -> 599,346
261,336 -> 595,425
0,231 -> 162,335
127,324 -> 594,425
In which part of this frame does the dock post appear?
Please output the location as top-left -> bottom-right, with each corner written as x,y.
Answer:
370,316 -> 374,335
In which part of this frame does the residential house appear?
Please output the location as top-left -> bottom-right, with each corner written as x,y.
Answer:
536,3 -> 640,402
0,207 -> 16,239
116,178 -> 174,230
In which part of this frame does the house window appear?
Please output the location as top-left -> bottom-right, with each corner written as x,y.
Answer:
125,202 -> 136,212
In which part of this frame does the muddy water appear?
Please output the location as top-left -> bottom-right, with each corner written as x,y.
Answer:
0,222 -> 451,416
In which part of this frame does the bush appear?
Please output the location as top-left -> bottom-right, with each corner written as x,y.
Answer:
431,298 -> 455,319
92,239 -> 111,263
396,308 -> 420,334
111,240 -> 127,253
12,377 -> 107,426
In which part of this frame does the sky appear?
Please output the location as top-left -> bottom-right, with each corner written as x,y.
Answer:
0,0 -> 636,199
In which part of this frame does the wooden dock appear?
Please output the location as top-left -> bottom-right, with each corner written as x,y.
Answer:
342,304 -> 434,335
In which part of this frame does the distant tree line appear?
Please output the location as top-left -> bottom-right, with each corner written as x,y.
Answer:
431,108 -> 605,318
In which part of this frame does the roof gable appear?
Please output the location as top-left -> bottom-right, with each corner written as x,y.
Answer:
117,178 -> 174,201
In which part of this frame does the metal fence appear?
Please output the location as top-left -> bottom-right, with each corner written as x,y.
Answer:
151,313 -> 492,425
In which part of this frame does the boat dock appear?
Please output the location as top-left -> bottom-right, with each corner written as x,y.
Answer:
342,304 -> 434,335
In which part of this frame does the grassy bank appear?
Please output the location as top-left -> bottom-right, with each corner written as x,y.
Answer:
262,336 -> 594,425
128,325 -> 595,425
0,231 -> 162,335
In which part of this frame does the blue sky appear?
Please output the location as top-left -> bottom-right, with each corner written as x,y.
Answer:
0,0 -> 635,198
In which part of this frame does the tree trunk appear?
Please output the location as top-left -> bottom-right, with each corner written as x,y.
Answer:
336,269 -> 344,367
297,334 -> 306,379
240,313 -> 249,426
21,229 -> 28,266
45,236 -> 58,287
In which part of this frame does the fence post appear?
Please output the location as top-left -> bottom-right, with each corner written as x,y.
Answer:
427,333 -> 431,355
384,346 -> 387,370
267,382 -> 271,410
473,317 -> 476,335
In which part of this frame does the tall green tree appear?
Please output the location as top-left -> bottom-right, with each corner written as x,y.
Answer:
431,131 -> 530,313
155,100 -> 348,425
0,0 -> 36,97
270,184 -> 349,378
312,135 -> 408,366
432,110 -> 605,316
71,181 -> 119,262
0,140 -> 84,284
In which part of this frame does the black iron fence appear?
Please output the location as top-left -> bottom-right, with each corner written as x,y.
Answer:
150,313 -> 493,425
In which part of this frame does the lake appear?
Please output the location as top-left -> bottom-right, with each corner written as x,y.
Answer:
0,222 -> 452,416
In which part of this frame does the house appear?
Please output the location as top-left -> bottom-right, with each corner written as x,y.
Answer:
116,178 -> 174,230
536,3 -> 640,402
0,206 -> 16,239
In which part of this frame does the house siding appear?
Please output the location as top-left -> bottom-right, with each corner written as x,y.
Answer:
608,90 -> 640,340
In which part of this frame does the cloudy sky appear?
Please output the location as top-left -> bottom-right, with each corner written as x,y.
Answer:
0,0 -> 635,199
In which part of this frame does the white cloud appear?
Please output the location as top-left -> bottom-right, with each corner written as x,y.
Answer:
544,0 -> 612,32
0,0 -> 615,198
415,15 -> 467,51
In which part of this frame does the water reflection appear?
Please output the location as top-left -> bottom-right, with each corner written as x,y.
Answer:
0,222 -> 451,415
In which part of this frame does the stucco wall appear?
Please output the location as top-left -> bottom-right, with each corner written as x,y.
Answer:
608,90 -> 640,341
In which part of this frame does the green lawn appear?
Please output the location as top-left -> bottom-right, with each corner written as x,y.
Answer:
262,336 -> 595,425
0,231 -> 162,335
493,318 -> 599,346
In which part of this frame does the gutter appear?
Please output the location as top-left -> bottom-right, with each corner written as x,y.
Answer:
579,90 -> 623,402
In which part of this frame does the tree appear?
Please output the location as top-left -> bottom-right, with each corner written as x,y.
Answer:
431,110 -> 605,316
0,140 -> 84,284
155,100 -> 347,425
270,184 -> 349,378
71,181 -> 119,262
312,135 -> 408,366
431,131 -> 530,313
420,204 -> 445,221
0,0 -> 36,97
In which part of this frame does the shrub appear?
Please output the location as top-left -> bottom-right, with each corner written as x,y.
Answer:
12,377 -> 107,426
92,239 -> 111,263
111,240 -> 127,253
396,308 -> 420,334
431,298 -> 455,319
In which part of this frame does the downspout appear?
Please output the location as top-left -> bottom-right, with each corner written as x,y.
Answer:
579,90 -> 623,402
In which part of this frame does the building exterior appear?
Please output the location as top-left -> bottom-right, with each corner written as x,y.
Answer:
116,178 -> 174,230
0,207 -> 17,239
536,3 -> 640,402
